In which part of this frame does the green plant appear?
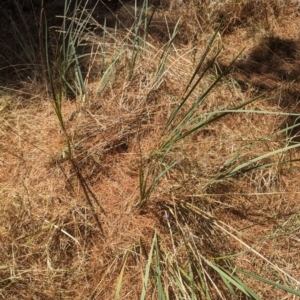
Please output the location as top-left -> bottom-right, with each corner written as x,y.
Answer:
45,0 -> 106,233
53,0 -> 91,100
136,26 -> 300,299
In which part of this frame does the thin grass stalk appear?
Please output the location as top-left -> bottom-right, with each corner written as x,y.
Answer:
72,39 -> 87,100
165,29 -> 222,129
128,0 -> 144,80
176,265 -> 197,299
58,0 -> 89,99
114,252 -> 129,300
154,19 -> 181,84
139,161 -> 178,206
141,0 -> 149,49
96,49 -> 124,94
188,263 -> 197,300
70,13 -> 89,99
164,211 -> 196,298
45,18 -> 66,133
144,2 -> 157,42
217,142 -> 300,180
194,264 -> 212,300
71,0 -> 99,91
101,18 -> 107,70
167,92 -> 262,148
154,235 -> 166,300
140,231 -> 157,300
236,269 -> 300,297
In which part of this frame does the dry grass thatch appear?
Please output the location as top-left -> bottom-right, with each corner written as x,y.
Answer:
1,0 -> 300,299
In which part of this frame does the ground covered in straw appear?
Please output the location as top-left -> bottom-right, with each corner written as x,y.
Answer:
1,0 -> 300,299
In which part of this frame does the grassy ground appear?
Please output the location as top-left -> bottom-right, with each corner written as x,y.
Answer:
1,0 -> 300,299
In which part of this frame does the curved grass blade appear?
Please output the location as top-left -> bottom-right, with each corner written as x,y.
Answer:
217,142 -> 300,180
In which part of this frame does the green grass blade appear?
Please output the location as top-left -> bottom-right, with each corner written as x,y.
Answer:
140,231 -> 157,300
168,47 -> 245,134
154,234 -> 166,300
194,265 -> 212,300
218,142 -> 300,180
237,268 -> 300,297
155,19 -> 181,83
114,252 -> 129,300
203,259 -> 260,299
165,28 -> 223,129
96,50 -> 124,94
139,161 -> 178,205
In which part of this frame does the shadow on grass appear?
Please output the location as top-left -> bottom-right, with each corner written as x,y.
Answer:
214,36 -> 300,142
0,0 -> 154,89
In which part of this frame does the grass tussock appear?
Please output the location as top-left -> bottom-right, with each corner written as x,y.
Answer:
1,0 -> 300,299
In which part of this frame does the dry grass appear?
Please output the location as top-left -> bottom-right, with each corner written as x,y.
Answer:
1,0 -> 300,299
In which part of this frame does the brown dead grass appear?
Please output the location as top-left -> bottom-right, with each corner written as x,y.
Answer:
1,0 -> 300,299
